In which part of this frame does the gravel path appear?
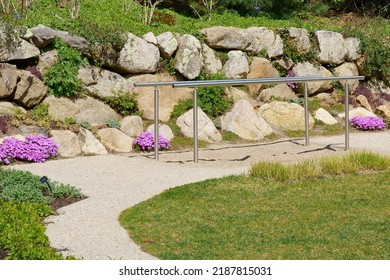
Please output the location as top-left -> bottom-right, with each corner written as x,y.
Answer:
12,131 -> 390,260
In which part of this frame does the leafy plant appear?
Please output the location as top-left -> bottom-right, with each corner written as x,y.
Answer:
44,37 -> 88,97
63,116 -> 76,128
133,131 -> 171,152
106,118 -> 121,129
171,99 -> 193,119
103,92 -> 140,116
80,120 -> 92,130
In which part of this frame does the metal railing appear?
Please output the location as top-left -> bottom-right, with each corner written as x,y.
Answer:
135,76 -> 365,163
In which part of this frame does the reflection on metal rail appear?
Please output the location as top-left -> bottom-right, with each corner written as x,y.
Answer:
134,76 -> 365,163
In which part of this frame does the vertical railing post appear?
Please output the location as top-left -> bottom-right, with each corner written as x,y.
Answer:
154,87 -> 159,160
193,88 -> 198,163
345,81 -> 350,151
304,82 -> 310,146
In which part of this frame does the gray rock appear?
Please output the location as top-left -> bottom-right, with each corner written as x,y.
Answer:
0,102 -> 26,115
222,50 -> 249,79
130,73 -> 193,122
176,107 -> 222,143
174,34 -> 203,80
97,128 -> 133,153
315,30 -> 346,65
78,66 -> 134,99
13,70 -> 47,108
314,108 -> 338,125
120,116 -> 143,137
222,99 -> 273,140
117,33 -> 160,74
146,124 -> 174,141
201,43 -> 222,74
200,26 -> 252,50
0,31 -> 40,62
258,101 -> 315,130
247,27 -> 284,58
247,57 -> 280,94
377,105 -> 390,118
156,32 -> 178,59
292,62 -> 333,95
29,24 -> 87,50
50,130 -> 82,158
143,32 -> 157,45
284,28 -> 311,53
257,84 -> 298,102
345,37 -> 361,61
333,62 -> 360,91
274,57 -> 294,71
356,95 -> 373,112
0,69 -> 18,98
226,87 -> 258,106
38,50 -> 58,75
338,107 -> 377,119
78,128 -> 108,155
44,96 -> 121,126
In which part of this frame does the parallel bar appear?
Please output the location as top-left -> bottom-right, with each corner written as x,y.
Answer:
304,82 -> 310,146
154,87 -> 159,160
345,81 -> 350,151
193,88 -> 198,163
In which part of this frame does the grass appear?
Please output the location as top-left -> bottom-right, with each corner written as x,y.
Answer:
120,151 -> 390,260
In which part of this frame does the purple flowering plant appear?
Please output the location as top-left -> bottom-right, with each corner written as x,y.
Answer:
350,116 -> 387,131
133,131 -> 171,152
0,135 -> 58,165
286,70 -> 298,89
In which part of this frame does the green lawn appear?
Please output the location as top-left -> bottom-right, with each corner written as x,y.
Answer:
120,152 -> 390,260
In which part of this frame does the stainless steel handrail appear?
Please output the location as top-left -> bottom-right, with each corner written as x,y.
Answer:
134,76 -> 365,163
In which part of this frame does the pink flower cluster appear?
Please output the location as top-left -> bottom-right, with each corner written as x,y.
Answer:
350,116 -> 387,131
286,70 -> 298,89
0,135 -> 58,165
133,131 -> 171,152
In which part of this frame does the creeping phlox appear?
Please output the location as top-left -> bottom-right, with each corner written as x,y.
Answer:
133,131 -> 171,152
349,116 -> 387,131
0,135 -> 58,165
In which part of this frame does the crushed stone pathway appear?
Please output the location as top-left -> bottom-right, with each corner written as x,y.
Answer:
12,131 -> 390,260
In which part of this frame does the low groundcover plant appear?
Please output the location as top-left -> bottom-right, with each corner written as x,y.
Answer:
0,135 -> 58,164
350,116 -> 387,131
133,131 -> 171,152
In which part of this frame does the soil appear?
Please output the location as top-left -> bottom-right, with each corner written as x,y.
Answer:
0,196 -> 85,260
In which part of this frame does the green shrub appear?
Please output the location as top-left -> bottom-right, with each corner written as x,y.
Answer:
80,120 -> 92,130
51,184 -> 83,199
171,99 -> 193,119
106,118 -> 121,129
104,92 -> 140,116
44,38 -> 88,97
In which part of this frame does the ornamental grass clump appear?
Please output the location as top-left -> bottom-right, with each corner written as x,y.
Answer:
0,136 -> 58,165
350,116 -> 387,131
133,132 -> 171,152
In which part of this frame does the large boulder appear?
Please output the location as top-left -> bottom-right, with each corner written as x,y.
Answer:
97,128 -> 133,153
43,96 -> 121,126
130,73 -> 193,122
116,33 -> 160,74
78,66 -> 134,99
200,26 -> 252,50
222,50 -> 249,79
258,101 -> 315,130
356,95 -> 373,112
146,124 -> 174,141
257,84 -> 298,102
247,57 -> 280,94
78,128 -> 108,155
156,32 -> 178,59
377,105 -> 390,118
201,43 -> 222,74
247,27 -> 284,58
226,87 -> 258,106
29,24 -> 87,50
283,28 -> 311,54
13,70 -> 47,108
333,62 -> 360,91
292,62 -> 333,95
314,108 -> 338,125
176,107 -> 222,143
315,30 -> 347,65
0,68 -> 18,98
120,116 -> 143,138
0,30 -> 40,62
222,99 -> 273,140
143,32 -> 157,45
345,37 -> 361,61
50,130 -> 82,158
0,101 -> 26,115
174,34 -> 203,80
338,107 -> 377,119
